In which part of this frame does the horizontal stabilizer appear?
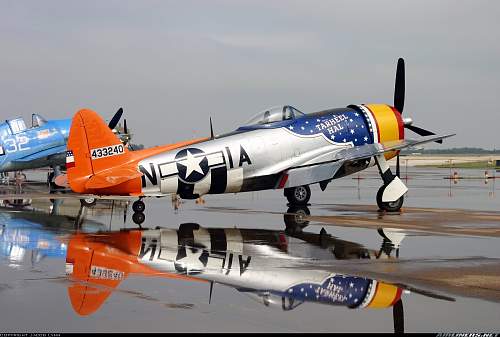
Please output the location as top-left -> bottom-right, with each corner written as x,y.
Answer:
85,167 -> 143,190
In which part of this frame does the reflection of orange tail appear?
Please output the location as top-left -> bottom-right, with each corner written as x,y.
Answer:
66,231 -> 142,315
66,231 -> 205,316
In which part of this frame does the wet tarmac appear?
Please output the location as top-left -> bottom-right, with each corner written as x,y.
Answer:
0,167 -> 499,332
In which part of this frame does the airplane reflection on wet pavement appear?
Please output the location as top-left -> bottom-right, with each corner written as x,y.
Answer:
0,199 -> 462,333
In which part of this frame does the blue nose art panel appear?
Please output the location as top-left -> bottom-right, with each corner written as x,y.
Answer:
287,109 -> 373,146
277,274 -> 372,307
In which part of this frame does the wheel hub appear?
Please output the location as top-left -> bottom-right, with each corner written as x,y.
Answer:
295,187 -> 307,201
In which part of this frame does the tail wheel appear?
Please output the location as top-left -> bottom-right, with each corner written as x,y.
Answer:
376,185 -> 404,212
80,198 -> 97,207
132,200 -> 145,213
285,185 -> 311,205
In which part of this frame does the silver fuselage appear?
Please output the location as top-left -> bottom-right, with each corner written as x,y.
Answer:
137,107 -> 376,198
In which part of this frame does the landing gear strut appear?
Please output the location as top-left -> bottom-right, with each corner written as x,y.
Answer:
284,185 -> 311,205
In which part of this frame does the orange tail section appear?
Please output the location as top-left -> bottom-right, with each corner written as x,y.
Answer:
66,108 -> 209,195
66,109 -> 140,194
66,231 -> 206,316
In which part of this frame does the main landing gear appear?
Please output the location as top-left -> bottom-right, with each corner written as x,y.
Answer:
132,198 -> 146,226
284,185 -> 311,206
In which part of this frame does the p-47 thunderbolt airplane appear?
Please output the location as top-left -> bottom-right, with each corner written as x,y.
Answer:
65,58 -> 453,214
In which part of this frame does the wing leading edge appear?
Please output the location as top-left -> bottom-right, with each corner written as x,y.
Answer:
282,133 -> 455,189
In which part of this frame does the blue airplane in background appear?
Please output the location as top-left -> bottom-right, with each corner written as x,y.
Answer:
0,109 -> 125,178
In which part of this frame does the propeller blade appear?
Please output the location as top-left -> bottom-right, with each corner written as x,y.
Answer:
108,107 -> 123,129
405,124 -> 443,144
123,118 -> 128,135
393,299 -> 404,333
394,58 -> 405,114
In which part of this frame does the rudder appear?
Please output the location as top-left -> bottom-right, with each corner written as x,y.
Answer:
67,109 -> 130,193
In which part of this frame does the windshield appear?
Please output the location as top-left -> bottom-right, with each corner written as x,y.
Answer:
32,114 -> 47,128
242,105 -> 305,127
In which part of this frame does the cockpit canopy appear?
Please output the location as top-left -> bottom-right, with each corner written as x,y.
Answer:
241,105 -> 305,128
4,114 -> 48,134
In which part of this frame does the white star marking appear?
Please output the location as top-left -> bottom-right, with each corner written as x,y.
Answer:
343,138 -> 347,142
350,119 -> 353,122
349,282 -> 354,288
289,125 -> 294,130
354,112 -> 359,116
179,150 -> 204,178
301,126 -> 305,130
305,121 -> 309,124
350,129 -> 355,134
364,136 -> 368,141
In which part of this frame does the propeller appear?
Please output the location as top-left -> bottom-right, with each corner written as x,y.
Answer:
393,58 -> 442,145
108,107 -> 123,129
394,58 -> 405,114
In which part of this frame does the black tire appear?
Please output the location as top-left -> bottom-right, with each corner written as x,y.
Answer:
284,205 -> 311,231
285,185 -> 311,205
132,212 -> 145,225
376,185 -> 404,212
80,197 -> 97,207
132,200 -> 145,213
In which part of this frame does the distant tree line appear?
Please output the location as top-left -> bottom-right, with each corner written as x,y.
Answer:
401,147 -> 500,154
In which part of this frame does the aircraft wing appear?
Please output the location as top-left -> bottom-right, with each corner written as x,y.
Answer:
283,134 -> 455,188
12,145 -> 67,162
333,134 -> 455,163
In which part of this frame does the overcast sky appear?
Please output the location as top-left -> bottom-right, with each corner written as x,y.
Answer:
0,0 -> 498,148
